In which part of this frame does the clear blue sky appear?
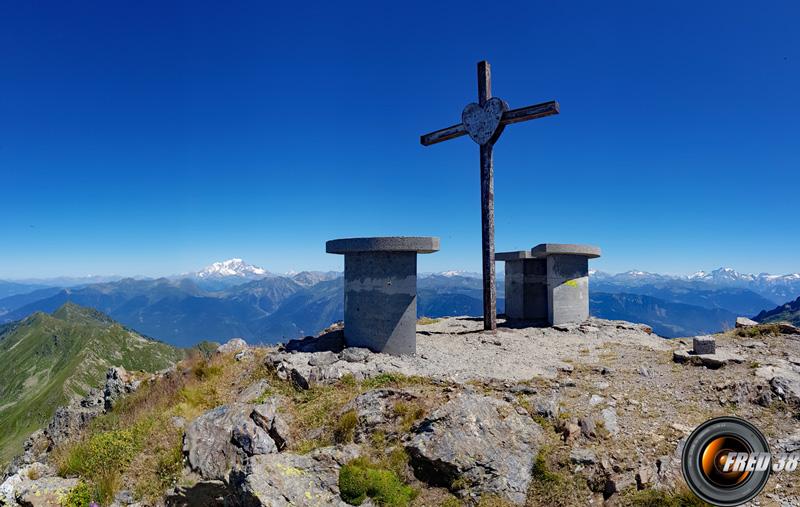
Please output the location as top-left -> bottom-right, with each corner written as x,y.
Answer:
1,1 -> 798,279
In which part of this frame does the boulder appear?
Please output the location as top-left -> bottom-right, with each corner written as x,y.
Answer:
672,348 -> 744,369
104,367 -> 140,411
231,420 -> 276,456
251,397 -> 292,451
736,317 -> 759,328
241,445 -> 359,506
184,404 -> 263,481
755,364 -> 800,408
239,380 -> 270,403
0,470 -> 23,506
308,351 -> 339,367
216,338 -> 248,355
339,347 -> 371,363
15,476 -> 78,507
45,399 -> 104,448
600,408 -> 619,436
283,329 -> 345,354
342,389 -> 417,442
529,395 -> 560,420
777,322 -> 800,335
570,448 -> 597,465
235,349 -> 254,362
406,392 -> 544,504
579,417 -> 597,439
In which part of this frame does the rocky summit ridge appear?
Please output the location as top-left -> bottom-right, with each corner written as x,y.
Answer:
3,316 -> 800,506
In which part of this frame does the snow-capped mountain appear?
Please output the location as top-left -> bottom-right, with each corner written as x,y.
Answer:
194,259 -> 270,280
591,267 -> 800,305
687,267 -> 756,284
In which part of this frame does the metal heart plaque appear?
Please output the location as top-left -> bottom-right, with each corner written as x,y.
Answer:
461,97 -> 507,145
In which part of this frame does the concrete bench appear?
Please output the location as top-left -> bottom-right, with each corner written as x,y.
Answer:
497,243 -> 601,326
326,236 -> 440,355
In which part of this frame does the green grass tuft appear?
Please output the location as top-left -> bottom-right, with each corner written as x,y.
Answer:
620,487 -> 712,506
61,481 -> 94,507
334,410 -> 358,444
339,457 -> 416,506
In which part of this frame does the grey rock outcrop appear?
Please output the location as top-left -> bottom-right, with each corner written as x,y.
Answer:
14,476 -> 79,507
240,445 -> 359,507
184,400 -> 292,481
755,363 -> 800,408
342,389 -> 417,442
406,392 -> 544,504
251,398 -> 292,451
216,338 -> 248,355
239,380 -> 270,403
104,366 -> 141,411
184,405 -> 254,481
736,316 -> 759,328
232,420 -> 276,456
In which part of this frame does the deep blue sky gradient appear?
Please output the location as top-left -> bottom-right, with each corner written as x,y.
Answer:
1,1 -> 798,278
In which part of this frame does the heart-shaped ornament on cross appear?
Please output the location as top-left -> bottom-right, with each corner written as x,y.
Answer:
461,97 -> 508,145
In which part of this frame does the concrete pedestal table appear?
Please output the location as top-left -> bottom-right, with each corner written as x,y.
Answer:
497,243 -> 601,326
326,237 -> 440,355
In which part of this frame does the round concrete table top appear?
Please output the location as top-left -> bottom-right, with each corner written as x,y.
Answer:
530,243 -> 601,258
326,236 -> 440,255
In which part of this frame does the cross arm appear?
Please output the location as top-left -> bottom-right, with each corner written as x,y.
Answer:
420,100 -> 560,146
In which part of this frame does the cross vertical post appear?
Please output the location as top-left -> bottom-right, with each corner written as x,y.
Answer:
477,61 -> 497,331
419,60 -> 559,332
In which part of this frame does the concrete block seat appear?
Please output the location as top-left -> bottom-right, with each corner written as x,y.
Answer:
326,236 -> 440,355
497,243 -> 601,326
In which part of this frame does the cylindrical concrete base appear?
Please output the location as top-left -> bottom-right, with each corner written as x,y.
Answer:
344,251 -> 418,355
547,254 -> 590,325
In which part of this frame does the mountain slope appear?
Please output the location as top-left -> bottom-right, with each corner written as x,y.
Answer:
591,282 -> 776,317
0,303 -> 182,464
754,296 -> 800,326
590,292 -> 737,337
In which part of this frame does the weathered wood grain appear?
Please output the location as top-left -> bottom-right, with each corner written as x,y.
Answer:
419,101 -> 559,146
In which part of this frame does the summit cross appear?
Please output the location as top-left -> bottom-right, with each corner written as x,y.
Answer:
420,60 -> 559,331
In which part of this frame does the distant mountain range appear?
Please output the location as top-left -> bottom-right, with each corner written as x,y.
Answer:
0,303 -> 181,464
1,261 -> 798,343
591,267 -> 800,305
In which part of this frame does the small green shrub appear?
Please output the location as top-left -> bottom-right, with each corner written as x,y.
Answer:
440,497 -> 462,507
57,419 -> 152,505
61,481 -> 93,507
339,457 -> 416,506
733,324 -> 783,338
417,317 -> 441,325
193,340 -> 220,359
334,410 -> 358,444
526,449 -> 589,506
191,360 -> 222,380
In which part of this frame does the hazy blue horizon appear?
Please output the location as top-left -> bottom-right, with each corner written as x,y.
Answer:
2,258 -> 799,283
2,1 -> 798,279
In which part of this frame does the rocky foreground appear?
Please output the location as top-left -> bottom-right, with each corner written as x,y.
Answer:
3,317 -> 800,506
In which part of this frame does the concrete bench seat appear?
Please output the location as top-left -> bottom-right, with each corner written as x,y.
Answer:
326,236 -> 440,355
497,243 -> 601,326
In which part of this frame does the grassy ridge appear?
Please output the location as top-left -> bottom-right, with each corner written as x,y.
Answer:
0,302 -> 183,465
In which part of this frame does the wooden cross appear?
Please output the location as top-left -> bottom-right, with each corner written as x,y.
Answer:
420,60 -> 559,331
